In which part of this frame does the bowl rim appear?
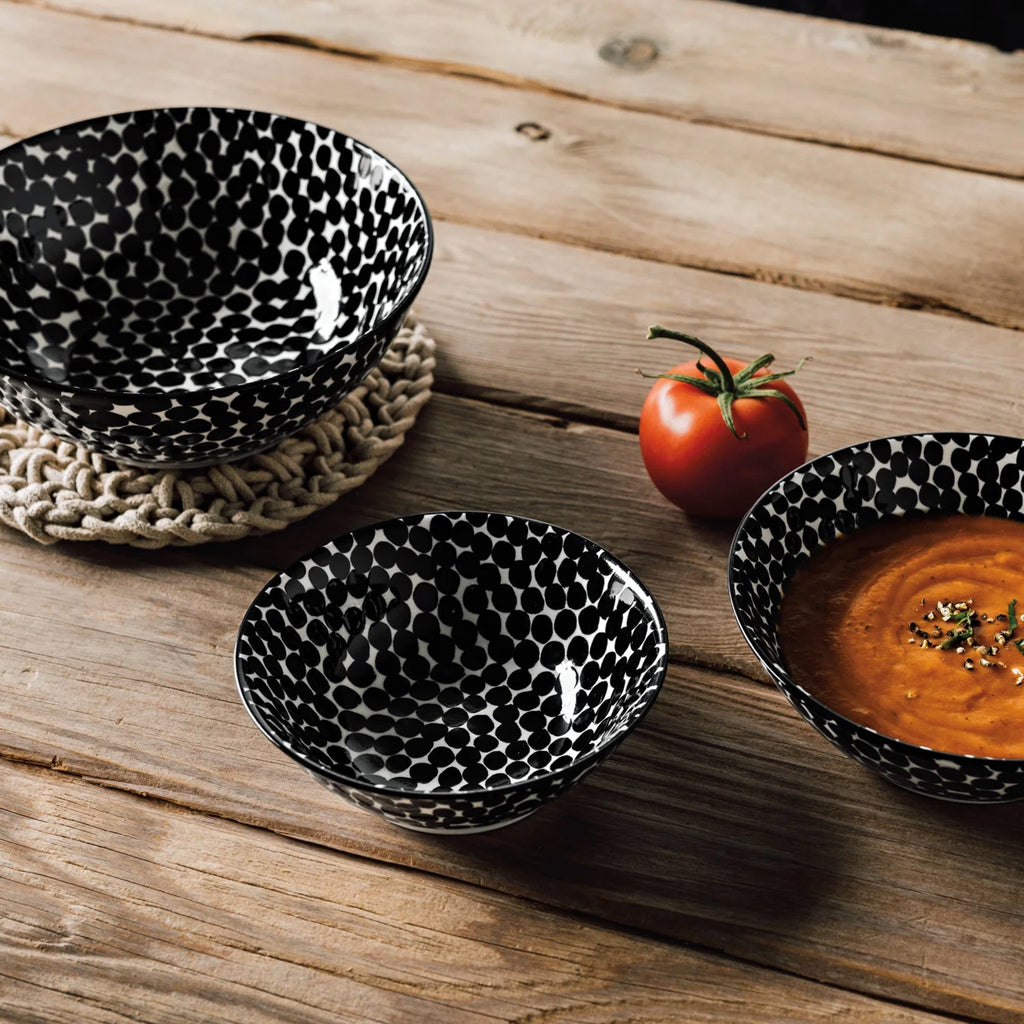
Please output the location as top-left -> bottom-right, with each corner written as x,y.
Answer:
0,105 -> 435,402
728,430 -> 1024,766
234,509 -> 671,799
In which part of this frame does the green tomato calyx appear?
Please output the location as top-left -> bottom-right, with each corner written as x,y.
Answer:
637,325 -> 808,440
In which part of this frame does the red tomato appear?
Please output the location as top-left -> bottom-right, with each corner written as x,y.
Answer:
639,353 -> 808,520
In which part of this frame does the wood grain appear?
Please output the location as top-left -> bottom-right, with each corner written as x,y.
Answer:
0,3 -> 1019,1021
0,760 -> 963,1024
0,4 -> 1022,329
8,0 -> 1024,178
420,221 -> 1024,445
0,481 -> 1022,1022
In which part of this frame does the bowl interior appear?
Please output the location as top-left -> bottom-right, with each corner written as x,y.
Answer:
236,512 -> 668,794
0,107 -> 431,393
731,432 -> 1024,689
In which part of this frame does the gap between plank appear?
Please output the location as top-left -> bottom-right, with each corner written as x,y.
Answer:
421,381 -> 642,438
433,213 -> 1006,330
0,0 -> 1018,186
0,754 -> 994,1024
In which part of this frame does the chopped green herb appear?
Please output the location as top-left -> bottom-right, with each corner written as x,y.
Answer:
940,630 -> 972,651
1009,599 -> 1018,632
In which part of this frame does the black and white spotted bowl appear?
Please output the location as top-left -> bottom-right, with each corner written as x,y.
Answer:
234,511 -> 669,833
0,107 -> 432,467
730,432 -> 1024,803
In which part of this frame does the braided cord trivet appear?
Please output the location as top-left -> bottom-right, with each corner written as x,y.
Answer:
0,314 -> 435,548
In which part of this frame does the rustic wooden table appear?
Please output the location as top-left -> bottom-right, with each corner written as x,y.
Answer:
2,1 -> 1023,1021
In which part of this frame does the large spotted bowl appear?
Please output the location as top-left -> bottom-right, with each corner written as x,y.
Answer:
234,511 -> 669,833
730,432 -> 1024,803
0,107 -> 432,467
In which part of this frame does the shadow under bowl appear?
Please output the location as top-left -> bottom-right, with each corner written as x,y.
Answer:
730,432 -> 1024,803
0,106 -> 433,467
234,511 -> 669,833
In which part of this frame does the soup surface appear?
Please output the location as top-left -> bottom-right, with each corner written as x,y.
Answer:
779,514 -> 1024,758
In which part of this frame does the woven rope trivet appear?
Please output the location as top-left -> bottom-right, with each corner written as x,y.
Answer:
0,313 -> 435,548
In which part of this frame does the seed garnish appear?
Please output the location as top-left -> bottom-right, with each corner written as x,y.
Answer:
910,598 -> 1024,672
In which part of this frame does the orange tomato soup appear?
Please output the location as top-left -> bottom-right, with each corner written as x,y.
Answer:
779,515 -> 1024,758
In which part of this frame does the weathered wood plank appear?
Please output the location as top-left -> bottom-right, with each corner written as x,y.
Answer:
0,4 -> 1022,328
419,221 -> 1024,444
8,0 -> 1024,178
0,5 -> 1018,1021
0,511 -> 1021,1022
0,760 -> 961,1024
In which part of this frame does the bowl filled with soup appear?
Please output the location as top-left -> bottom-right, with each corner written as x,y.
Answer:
729,432 -> 1024,802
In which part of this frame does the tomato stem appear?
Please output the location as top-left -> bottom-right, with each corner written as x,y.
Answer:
647,326 -> 738,394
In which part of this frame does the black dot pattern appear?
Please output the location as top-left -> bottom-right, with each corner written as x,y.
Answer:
235,511 -> 669,832
730,432 -> 1024,803
0,107 -> 432,466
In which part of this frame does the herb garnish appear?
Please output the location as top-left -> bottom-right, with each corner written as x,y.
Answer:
913,598 -> 1024,671
939,606 -> 976,650
939,630 -> 972,651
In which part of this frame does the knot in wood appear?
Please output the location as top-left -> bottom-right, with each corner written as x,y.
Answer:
515,121 -> 551,142
599,37 -> 659,69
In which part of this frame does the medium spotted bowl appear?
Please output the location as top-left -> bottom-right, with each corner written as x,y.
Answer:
730,432 -> 1024,803
234,511 -> 669,833
0,107 -> 432,467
